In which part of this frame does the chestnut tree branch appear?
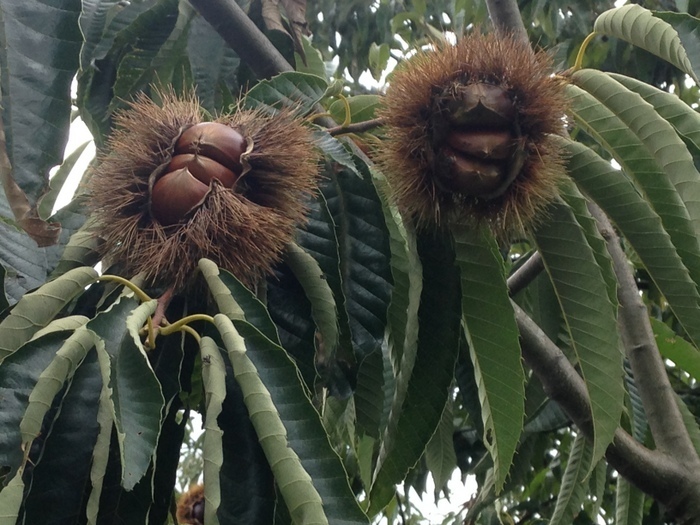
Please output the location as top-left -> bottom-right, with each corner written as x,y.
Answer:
507,252 -> 543,296
513,301 -> 700,520
187,0 -> 293,79
589,203 -> 700,463
484,0 -> 529,46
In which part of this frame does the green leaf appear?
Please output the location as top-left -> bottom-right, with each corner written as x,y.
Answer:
615,477 -> 645,525
48,224 -> 102,278
200,336 -> 225,525
424,397 -> 457,495
213,314 -> 369,525
322,166 -> 393,362
214,314 -> 328,525
654,11 -> 700,81
284,242 -> 340,357
561,137 -> 700,349
20,327 -> 96,444
0,331 -> 70,476
313,131 -> 360,175
533,199 -> 624,467
22,349 -> 102,525
0,0 -> 82,204
243,71 -> 329,115
453,225 -> 525,492
550,433 -> 593,525
651,318 -> 700,382
369,231 -> 460,515
368,42 -> 390,81
593,4 -> 699,83
0,222 -> 51,303
0,266 -> 98,359
295,36 -> 328,79
329,95 -> 382,124
572,69 -> 700,237
0,472 -> 24,525
37,141 -> 90,220
85,377 -> 114,525
89,296 -> 164,491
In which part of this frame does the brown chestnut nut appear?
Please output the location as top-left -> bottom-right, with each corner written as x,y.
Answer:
439,147 -> 504,196
444,82 -> 515,129
151,167 -> 210,226
446,129 -> 514,160
168,154 -> 238,188
175,122 -> 246,174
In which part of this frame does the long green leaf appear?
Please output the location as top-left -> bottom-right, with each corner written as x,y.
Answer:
284,242 -> 340,357
0,0 -> 82,204
651,318 -> 700,382
561,137 -> 700,348
89,296 -> 164,491
0,330 -> 72,476
593,4 -> 699,83
243,71 -> 329,115
369,231 -> 460,515
615,477 -> 645,525
85,375 -> 114,525
200,336 -> 225,525
654,11 -> 700,80
454,224 -> 525,492
37,141 -> 90,220
550,433 -> 593,525
20,327 -> 95,444
0,472 -> 24,525
214,314 -> 329,525
533,199 -> 624,466
424,397 -> 457,494
202,268 -> 368,524
21,349 -> 102,525
572,69 -> 700,236
0,266 -> 98,359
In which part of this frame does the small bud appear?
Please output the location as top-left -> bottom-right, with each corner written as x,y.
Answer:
151,167 -> 209,225
176,122 -> 247,174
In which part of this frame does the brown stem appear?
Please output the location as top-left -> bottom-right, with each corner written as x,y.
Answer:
153,286 -> 175,327
507,252 -> 543,296
514,300 -> 700,522
484,0 -> 529,46
187,0 -> 293,79
327,118 -> 385,136
588,203 -> 700,462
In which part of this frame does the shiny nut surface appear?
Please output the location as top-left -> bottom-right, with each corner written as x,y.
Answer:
151,167 -> 210,225
168,154 -> 238,188
175,122 -> 246,174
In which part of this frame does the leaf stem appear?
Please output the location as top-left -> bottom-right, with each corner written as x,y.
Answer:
574,32 -> 597,70
160,314 -> 216,337
97,275 -> 152,302
327,118 -> 386,136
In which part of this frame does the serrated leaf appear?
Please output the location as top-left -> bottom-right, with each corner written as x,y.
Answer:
561,137 -> 700,349
48,224 -> 102,278
243,71 -> 328,115
313,131 -> 360,175
0,0 -> 82,204
533,200 -> 624,467
654,11 -> 700,80
322,166 -> 392,362
0,221 -> 51,304
0,472 -> 23,525
21,349 -> 102,525
200,336 -> 225,525
85,377 -> 114,525
328,95 -> 381,125
20,327 -> 96,444
212,314 -> 369,525
295,35 -> 327,79
89,296 -> 164,491
369,231 -> 460,515
425,397 -> 457,495
0,266 -> 98,359
572,69 -> 700,237
0,331 -> 70,478
37,141 -> 90,220
214,314 -> 328,525
615,477 -> 645,525
550,433 -> 593,525
284,242 -> 340,357
453,224 -> 524,493
651,318 -> 700,382
594,4 -> 699,83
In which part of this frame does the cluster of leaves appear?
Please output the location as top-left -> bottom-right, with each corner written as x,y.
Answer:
1,0 -> 700,524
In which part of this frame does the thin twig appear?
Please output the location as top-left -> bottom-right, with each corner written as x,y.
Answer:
327,118 -> 386,136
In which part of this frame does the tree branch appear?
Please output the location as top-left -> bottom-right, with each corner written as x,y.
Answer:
187,0 -> 293,79
484,0 -> 529,46
507,252 -> 543,296
589,203 -> 700,463
513,301 -> 700,518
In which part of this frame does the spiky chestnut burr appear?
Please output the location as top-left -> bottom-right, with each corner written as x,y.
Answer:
88,91 -> 320,290
377,32 -> 568,236
176,484 -> 204,525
